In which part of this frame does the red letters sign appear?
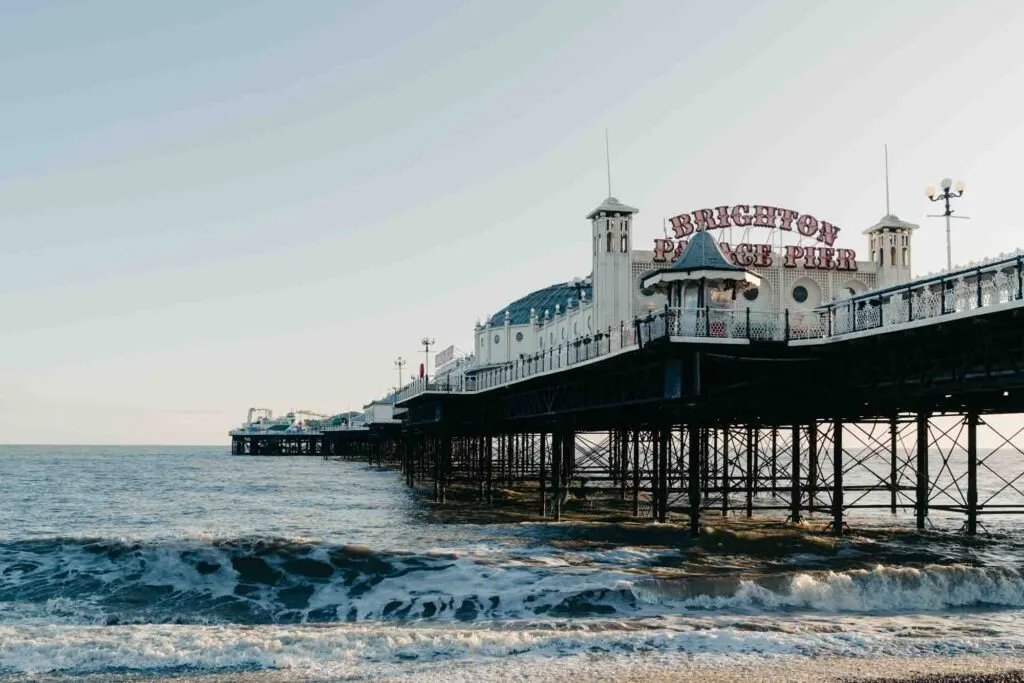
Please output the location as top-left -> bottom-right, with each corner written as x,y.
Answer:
652,204 -> 857,271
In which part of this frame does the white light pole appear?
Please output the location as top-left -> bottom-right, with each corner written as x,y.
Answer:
926,178 -> 966,271
394,356 -> 406,389
421,337 -> 435,379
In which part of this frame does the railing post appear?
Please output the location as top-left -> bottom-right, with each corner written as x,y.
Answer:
827,308 -> 832,337
1017,257 -> 1023,300
704,305 -> 710,337
940,278 -> 946,314
852,303 -> 857,332
620,321 -> 625,349
976,268 -> 983,308
745,307 -> 751,339
878,295 -> 884,329
784,309 -> 790,342
907,287 -> 913,321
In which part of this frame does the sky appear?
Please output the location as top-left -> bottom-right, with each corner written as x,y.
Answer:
2,0 -> 1024,444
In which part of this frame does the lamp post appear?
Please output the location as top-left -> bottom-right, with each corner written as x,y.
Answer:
421,337 -> 435,379
394,356 -> 406,389
926,178 -> 965,271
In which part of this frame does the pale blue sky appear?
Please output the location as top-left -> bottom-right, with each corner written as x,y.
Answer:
2,0 -> 1023,443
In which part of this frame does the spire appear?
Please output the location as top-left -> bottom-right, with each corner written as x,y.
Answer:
884,144 -> 891,215
605,127 -> 612,198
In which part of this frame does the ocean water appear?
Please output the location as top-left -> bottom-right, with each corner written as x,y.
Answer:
2,446 -> 1024,681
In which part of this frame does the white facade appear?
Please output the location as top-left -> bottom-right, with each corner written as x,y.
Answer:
453,198 -> 916,375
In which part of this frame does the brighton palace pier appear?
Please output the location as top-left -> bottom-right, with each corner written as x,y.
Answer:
232,193 -> 1024,536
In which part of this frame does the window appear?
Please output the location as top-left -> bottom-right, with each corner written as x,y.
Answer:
515,332 -> 523,342
494,334 -> 501,344
573,321 -> 579,336
743,287 -> 759,302
561,328 -> 566,340
890,246 -> 896,266
620,234 -> 628,253
792,285 -> 808,304
550,332 -> 554,345
586,316 -> 592,332
902,248 -> 908,266
606,231 -> 612,252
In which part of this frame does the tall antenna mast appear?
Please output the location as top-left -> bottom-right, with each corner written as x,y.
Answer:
884,144 -> 891,215
605,127 -> 612,197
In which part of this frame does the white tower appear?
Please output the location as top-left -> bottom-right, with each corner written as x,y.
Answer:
864,214 -> 917,288
587,197 -> 638,332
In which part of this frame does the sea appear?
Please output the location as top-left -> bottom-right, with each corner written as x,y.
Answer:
2,445 -> 1024,681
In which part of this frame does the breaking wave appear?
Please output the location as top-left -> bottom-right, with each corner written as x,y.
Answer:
3,537 -> 1024,627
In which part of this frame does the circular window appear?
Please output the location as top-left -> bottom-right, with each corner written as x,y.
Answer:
494,334 -> 501,344
792,285 -> 808,304
515,332 -> 523,342
743,287 -> 759,302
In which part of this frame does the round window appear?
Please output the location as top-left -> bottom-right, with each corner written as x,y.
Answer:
743,287 -> 759,302
515,332 -> 523,342
792,285 -> 809,304
494,334 -> 501,344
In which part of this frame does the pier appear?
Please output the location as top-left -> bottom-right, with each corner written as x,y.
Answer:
231,197 -> 1024,537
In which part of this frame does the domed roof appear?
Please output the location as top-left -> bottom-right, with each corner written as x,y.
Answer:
488,280 -> 592,326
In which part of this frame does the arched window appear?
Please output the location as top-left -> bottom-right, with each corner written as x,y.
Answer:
902,248 -> 908,266
890,246 -> 896,266
620,234 -> 628,253
606,231 -> 612,252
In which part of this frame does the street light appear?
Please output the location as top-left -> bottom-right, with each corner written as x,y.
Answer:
394,356 -> 406,389
421,337 -> 435,378
926,178 -> 966,271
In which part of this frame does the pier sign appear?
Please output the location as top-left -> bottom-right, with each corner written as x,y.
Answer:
652,204 -> 858,271
435,345 -> 455,369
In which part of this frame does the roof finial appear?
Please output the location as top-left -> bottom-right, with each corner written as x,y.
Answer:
884,144 -> 891,216
605,127 -> 612,198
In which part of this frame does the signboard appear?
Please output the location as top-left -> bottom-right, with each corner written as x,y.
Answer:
652,204 -> 858,271
434,345 -> 455,369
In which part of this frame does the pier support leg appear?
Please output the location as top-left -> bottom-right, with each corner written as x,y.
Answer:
890,416 -> 898,515
632,429 -> 640,517
619,430 -> 628,501
967,411 -> 979,536
539,432 -> 547,517
486,435 -> 494,505
688,424 -> 700,537
440,433 -> 450,504
791,425 -> 801,524
658,427 -> 669,523
651,430 -> 659,520
553,432 -> 563,522
745,426 -> 754,518
722,427 -> 730,517
832,419 -> 843,536
916,413 -> 929,530
808,422 -> 818,515
771,428 -> 778,496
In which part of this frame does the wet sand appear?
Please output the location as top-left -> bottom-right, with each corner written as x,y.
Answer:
7,656 -> 1024,682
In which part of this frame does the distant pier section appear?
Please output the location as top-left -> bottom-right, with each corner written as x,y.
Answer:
231,403 -> 402,457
